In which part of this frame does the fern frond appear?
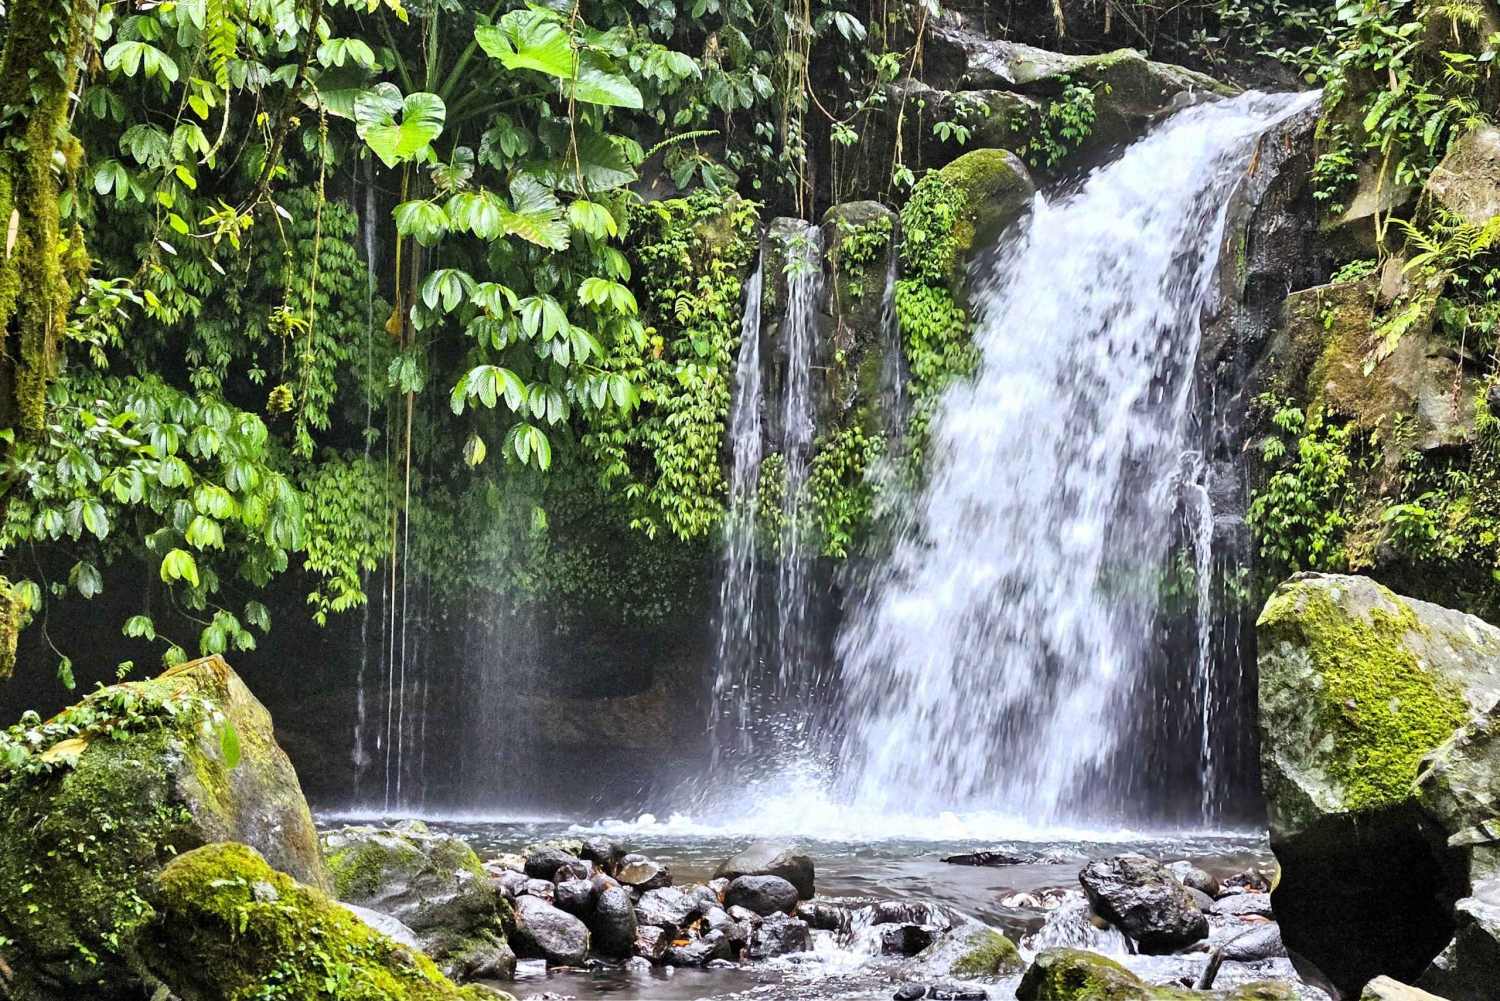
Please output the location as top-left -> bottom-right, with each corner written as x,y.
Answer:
206,0 -> 238,93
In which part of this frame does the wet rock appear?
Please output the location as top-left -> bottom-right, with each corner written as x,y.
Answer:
1212,893 -> 1273,919
881,923 -> 935,955
871,900 -> 937,926
664,929 -> 731,966
494,870 -> 529,899
445,936 -> 517,982
553,857 -> 592,882
589,884 -> 638,958
1419,881 -> 1500,1000
524,846 -> 580,880
745,912 -> 812,958
708,877 -> 730,897
798,901 -> 849,931
623,955 -> 653,973
483,853 -> 525,874
1220,922 -> 1287,962
140,843 -> 498,1001
635,886 -> 699,931
339,901 -> 423,950
1363,976 -> 1452,1000
512,895 -> 590,967
1223,868 -> 1273,894
632,923 -> 669,961
1014,947 -> 1292,999
706,957 -> 738,969
1186,887 -> 1217,912
1078,854 -> 1208,953
926,988 -> 989,1001
1259,574 -> 1500,997
727,904 -> 763,925
725,874 -> 799,916
0,657 -> 330,999
523,878 -> 555,901
686,882 -> 722,913
1166,861 -> 1221,898
715,840 -> 817,900
617,853 -> 671,891
942,849 -> 1035,866
554,877 -> 597,919
704,905 -> 750,948
579,836 -> 624,874
895,985 -> 929,1001
950,927 -> 1024,976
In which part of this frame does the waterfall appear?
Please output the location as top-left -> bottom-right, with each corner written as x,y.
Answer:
838,92 -> 1318,826
710,256 -> 765,763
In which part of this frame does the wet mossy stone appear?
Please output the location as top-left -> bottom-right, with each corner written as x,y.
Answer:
0,656 -> 326,1000
1016,948 -> 1296,1000
321,820 -> 514,982
949,927 -> 1023,976
140,842 -> 513,1001
902,149 -> 1035,286
1258,574 -> 1500,997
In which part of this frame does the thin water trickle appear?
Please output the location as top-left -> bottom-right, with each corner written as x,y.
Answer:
838,91 -> 1321,826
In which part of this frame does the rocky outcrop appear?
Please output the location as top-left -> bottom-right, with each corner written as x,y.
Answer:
140,842 -> 508,1001
1258,573 -> 1500,998
0,656 -> 326,1000
1424,127 -> 1500,229
949,927 -> 1024,976
511,895 -> 590,967
1361,978 -> 1451,1001
1078,854 -> 1209,953
322,821 -> 514,981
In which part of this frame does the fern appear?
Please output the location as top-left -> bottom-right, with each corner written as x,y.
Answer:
206,0 -> 238,93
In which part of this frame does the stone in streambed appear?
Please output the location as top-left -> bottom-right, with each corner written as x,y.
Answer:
1362,976 -> 1452,1000
798,900 -> 849,931
1219,922 -> 1287,962
881,923 -> 935,955
632,923 -> 669,961
579,836 -> 624,874
1212,892 -> 1273,918
553,857 -> 592,882
635,886 -> 699,931
616,853 -> 671,890
1078,853 -> 1208,953
950,927 -> 1024,976
554,877 -> 596,919
1166,860 -> 1221,898
588,884 -> 637,958
725,874 -> 799,916
664,929 -> 732,966
493,870 -> 528,899
522,878 -> 554,901
704,905 -> 750,948
1016,947 -> 1297,1000
511,895 -> 590,967
746,912 -> 812,958
715,840 -> 816,899
140,842 -> 506,1001
686,882 -> 722,912
1186,886 -> 1216,912
523,846 -> 579,880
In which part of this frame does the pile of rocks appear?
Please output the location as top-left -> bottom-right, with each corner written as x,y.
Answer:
489,837 -> 819,970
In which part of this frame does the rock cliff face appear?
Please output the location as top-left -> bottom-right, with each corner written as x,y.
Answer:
1258,574 -> 1500,998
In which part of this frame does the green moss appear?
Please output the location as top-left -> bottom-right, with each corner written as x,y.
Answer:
145,843 -> 507,1001
1258,579 -> 1468,813
1016,947 -> 1156,1000
951,928 -> 1023,977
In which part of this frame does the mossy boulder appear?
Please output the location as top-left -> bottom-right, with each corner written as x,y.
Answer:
949,927 -> 1023,977
902,149 -> 1035,287
1258,574 -> 1500,997
1424,126 -> 1500,229
322,821 -> 515,981
1014,947 -> 1294,1000
0,656 -> 326,999
140,842 -> 513,1001
821,200 -> 898,432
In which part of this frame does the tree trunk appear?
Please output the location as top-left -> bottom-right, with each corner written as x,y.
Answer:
0,0 -> 98,679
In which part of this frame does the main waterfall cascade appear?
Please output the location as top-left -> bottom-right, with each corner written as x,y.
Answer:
836,91 -> 1320,827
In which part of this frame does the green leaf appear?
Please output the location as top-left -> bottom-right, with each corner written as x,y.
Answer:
161,548 -> 200,587
500,176 -> 569,251
474,10 -> 573,79
392,200 -> 450,247
567,54 -> 644,109
71,562 -> 103,600
123,615 -> 157,641
464,433 -> 487,467
355,84 -> 447,169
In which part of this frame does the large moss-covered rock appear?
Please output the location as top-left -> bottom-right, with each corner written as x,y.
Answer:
949,927 -> 1023,977
822,200 -> 899,432
1422,126 -> 1500,229
141,842 -> 511,1001
322,821 -> 515,981
0,656 -> 326,999
903,149 -> 1035,286
1015,947 -> 1296,1000
1258,574 -> 1500,998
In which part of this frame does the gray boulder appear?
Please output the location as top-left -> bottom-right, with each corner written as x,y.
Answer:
1212,893 -> 1274,919
880,923 -> 934,955
746,912 -> 812,958
1220,923 -> 1288,962
524,845 -> 579,880
704,905 -> 750,949
664,930 -> 732,966
512,894 -> 590,967
589,884 -> 638,958
1424,126 -> 1500,229
579,835 -> 624,874
635,886 -> 699,932
725,874 -> 799,916
554,877 -> 597,919
337,901 -> 422,950
617,853 -> 671,890
1363,975 -> 1456,1000
1166,861 -> 1220,898
1078,854 -> 1208,953
632,923 -> 669,961
716,840 -> 817,900
1258,574 -> 1500,998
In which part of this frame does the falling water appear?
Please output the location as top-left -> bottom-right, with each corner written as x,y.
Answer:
774,222 -> 825,720
838,92 -> 1319,826
709,257 -> 765,762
